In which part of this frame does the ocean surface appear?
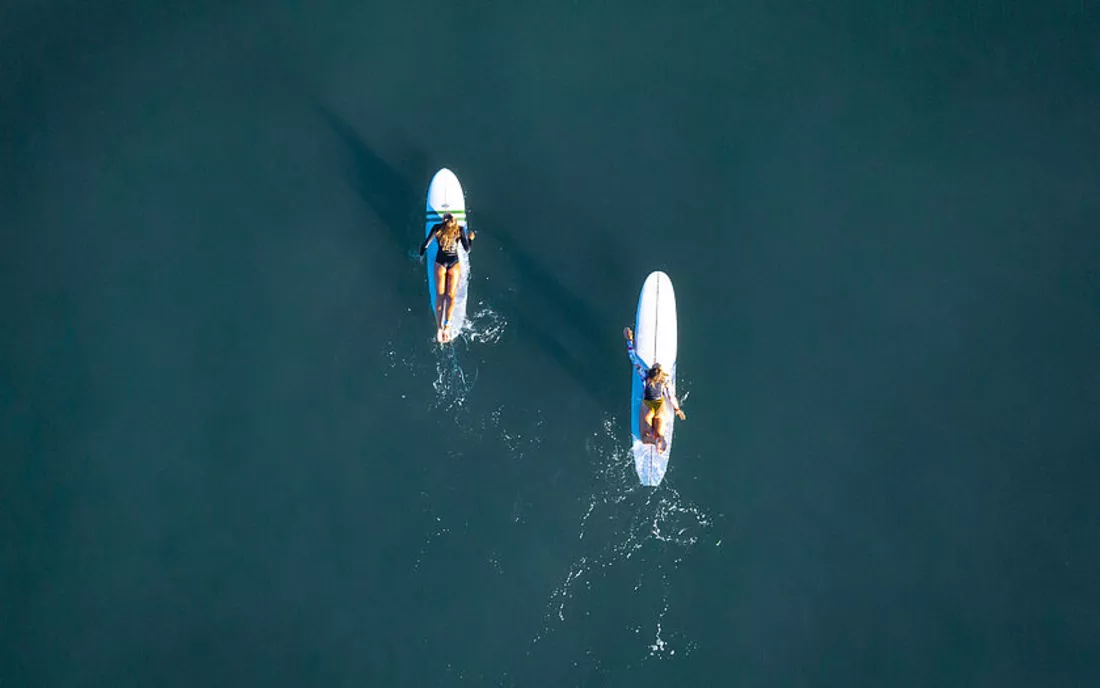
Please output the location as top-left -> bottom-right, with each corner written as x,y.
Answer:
3,1 -> 1099,686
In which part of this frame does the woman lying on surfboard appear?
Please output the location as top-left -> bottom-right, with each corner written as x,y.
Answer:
419,213 -> 475,343
624,326 -> 686,451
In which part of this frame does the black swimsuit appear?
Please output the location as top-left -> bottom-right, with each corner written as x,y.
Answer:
436,248 -> 460,269
420,223 -> 471,268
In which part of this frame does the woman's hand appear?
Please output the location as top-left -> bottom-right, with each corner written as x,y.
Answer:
468,230 -> 476,240
675,408 -> 687,421
623,327 -> 633,342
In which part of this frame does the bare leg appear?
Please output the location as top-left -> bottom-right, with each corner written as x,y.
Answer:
443,263 -> 461,339
433,263 -> 447,341
639,405 -> 656,444
653,411 -> 667,451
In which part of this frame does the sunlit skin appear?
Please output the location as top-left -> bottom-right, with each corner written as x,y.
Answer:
433,262 -> 448,339
436,230 -> 475,343
421,215 -> 475,343
625,327 -> 686,451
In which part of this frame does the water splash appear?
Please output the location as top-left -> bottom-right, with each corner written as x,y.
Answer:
381,298 -> 504,396
674,372 -> 692,406
634,569 -> 697,660
463,301 -> 507,345
379,332 -> 478,413
379,328 -> 474,412
535,415 -> 711,659
425,301 -> 507,412
430,344 -> 474,411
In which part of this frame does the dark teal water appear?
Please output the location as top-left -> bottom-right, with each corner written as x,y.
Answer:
3,1 -> 1099,685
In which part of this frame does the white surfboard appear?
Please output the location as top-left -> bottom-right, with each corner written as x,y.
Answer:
630,271 -> 678,486
425,168 -> 470,340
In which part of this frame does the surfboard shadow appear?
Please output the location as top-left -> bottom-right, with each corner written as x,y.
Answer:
506,308 -> 617,406
313,108 -> 619,406
314,105 -> 424,253
473,210 -> 621,407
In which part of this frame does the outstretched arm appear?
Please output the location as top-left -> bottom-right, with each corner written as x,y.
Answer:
623,327 -> 648,378
459,226 -> 475,252
662,383 -> 687,420
419,226 -> 438,256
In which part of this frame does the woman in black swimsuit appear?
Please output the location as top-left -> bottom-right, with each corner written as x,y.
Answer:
420,213 -> 475,342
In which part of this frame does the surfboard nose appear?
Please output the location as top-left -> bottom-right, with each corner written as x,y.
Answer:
431,167 -> 458,186
644,270 -> 672,288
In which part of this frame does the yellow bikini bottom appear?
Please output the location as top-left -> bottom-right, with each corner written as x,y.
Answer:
643,398 -> 665,413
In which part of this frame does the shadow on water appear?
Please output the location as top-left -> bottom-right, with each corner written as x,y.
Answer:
315,104 -> 620,409
315,105 -> 424,253
490,220 -> 608,338
476,208 -> 620,407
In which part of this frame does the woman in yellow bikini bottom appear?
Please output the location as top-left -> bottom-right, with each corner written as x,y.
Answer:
624,327 -> 686,451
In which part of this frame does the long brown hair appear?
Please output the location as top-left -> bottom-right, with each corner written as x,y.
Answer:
437,214 -> 462,252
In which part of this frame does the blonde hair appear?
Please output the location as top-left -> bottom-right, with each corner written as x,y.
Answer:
437,215 -> 462,252
646,364 -> 669,384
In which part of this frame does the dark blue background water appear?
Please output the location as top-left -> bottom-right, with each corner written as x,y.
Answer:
3,1 -> 1099,685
